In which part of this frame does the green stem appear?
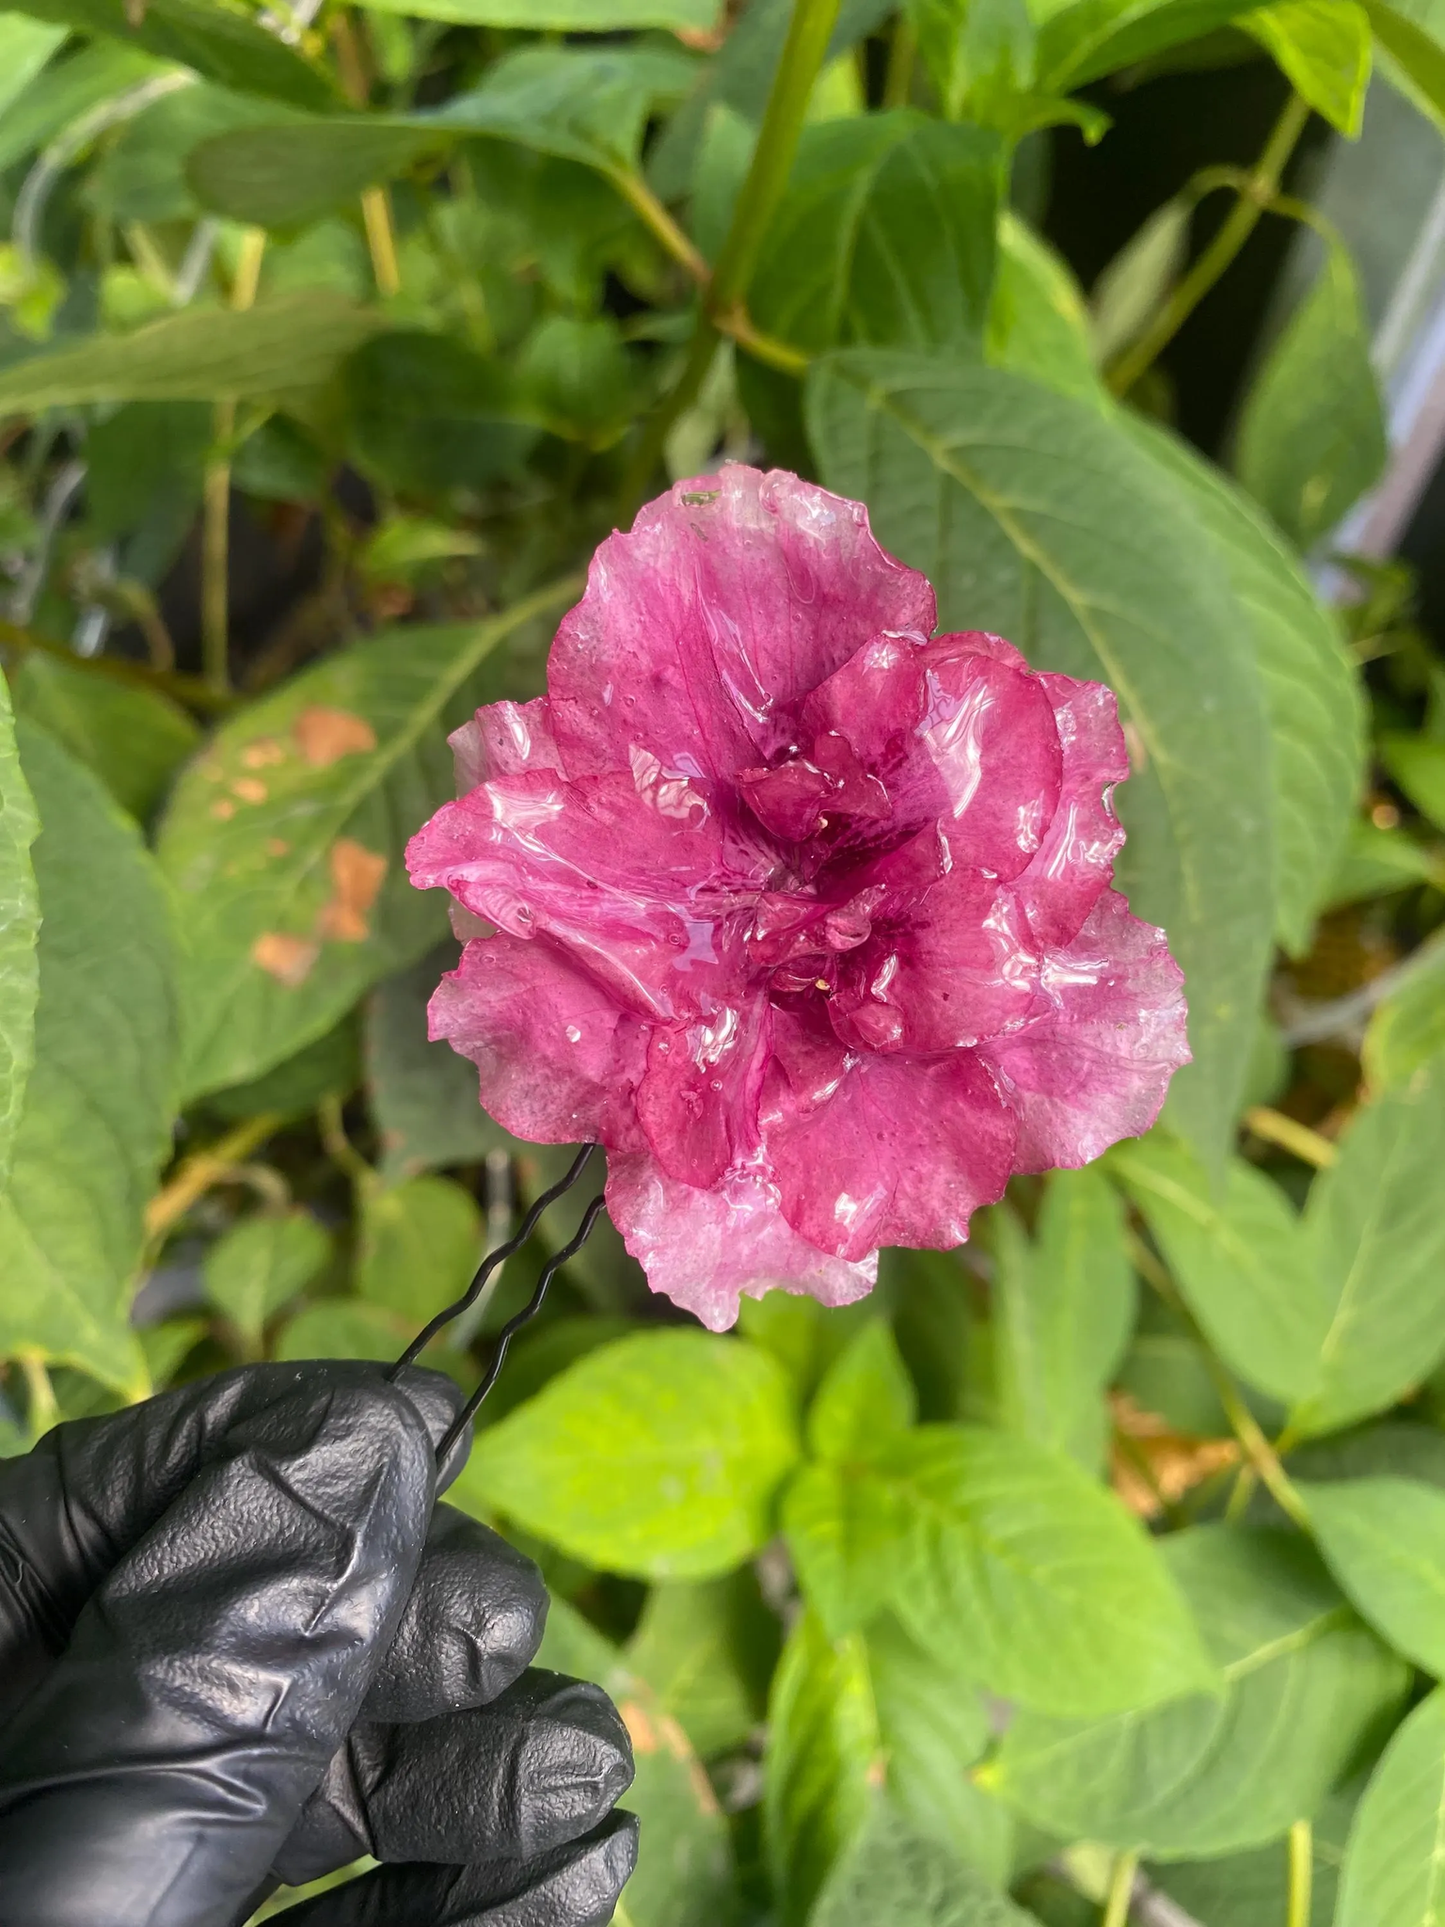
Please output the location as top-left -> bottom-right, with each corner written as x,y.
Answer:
18,1352 -> 59,1440
1106,91 -> 1311,397
608,166 -> 710,285
883,10 -> 917,109
202,402 -> 233,697
1102,1849 -> 1138,1927
0,617 -> 231,713
1287,1820 -> 1313,1927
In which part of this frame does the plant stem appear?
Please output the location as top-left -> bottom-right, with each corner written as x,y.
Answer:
883,10 -> 917,108
716,306 -> 810,373
17,1351 -> 59,1439
1106,91 -> 1311,397
146,1113 -> 286,1241
318,1092 -> 379,1200
361,186 -> 401,297
201,228 -> 267,696
0,617 -> 231,712
1243,1106 -> 1339,1169
1287,1820 -> 1313,1927
608,167 -> 710,285
1102,1849 -> 1138,1927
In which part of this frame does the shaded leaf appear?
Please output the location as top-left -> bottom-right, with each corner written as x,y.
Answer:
811,1799 -> 1035,1927
985,211 -> 1104,406
1381,731 -> 1445,833
1362,936 -> 1445,1090
12,653 -> 199,821
203,1207 -> 330,1354
362,0 -> 720,27
189,116 -> 440,229
0,674 -> 39,1191
274,1297 -> 409,1362
807,350 -> 1275,1165
355,1173 -> 481,1324
1335,1686 -> 1445,1927
439,43 -> 699,172
990,1525 -> 1408,1857
1304,1475 -> 1445,1676
459,1330 -> 800,1579
1089,198 -> 1189,365
0,724 -> 177,1394
1244,0 -> 1372,135
625,1576 -> 763,1760
1235,241 -> 1387,551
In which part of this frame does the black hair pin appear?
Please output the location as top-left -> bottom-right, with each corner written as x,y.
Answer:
387,1142 -> 606,1471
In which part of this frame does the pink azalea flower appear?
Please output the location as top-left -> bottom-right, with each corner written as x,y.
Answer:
406,466 -> 1189,1331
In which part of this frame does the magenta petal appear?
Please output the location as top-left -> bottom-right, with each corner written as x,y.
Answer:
635,999 -> 771,1189
606,1149 -> 877,1332
428,934 -> 647,1148
763,1012 -> 1018,1259
738,759 -> 834,840
980,888 -> 1191,1169
1016,674 -> 1129,947
449,697 -> 560,790
547,465 -> 937,781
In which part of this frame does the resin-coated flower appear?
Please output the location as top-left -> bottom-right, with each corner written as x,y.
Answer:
407,466 -> 1189,1329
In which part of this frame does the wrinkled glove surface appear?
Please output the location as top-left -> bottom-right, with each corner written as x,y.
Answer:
0,1362 -> 637,1927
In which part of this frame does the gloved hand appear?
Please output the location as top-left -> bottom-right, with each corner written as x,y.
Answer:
0,1361 -> 638,1927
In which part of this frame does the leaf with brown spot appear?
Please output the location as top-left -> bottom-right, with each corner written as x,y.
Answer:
156,585 -> 580,1100
294,704 -> 379,766
231,777 -> 268,804
241,739 -> 286,769
318,838 -> 386,942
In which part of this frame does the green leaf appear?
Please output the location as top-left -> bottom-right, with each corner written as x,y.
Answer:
441,43 -> 699,173
460,1330 -> 800,1579
0,294 -> 383,414
992,1165 -> 1136,1470
0,40 -> 164,175
1291,1057 -> 1445,1435
137,1315 -> 207,1387
342,331 -> 537,498
1304,1476 -> 1445,1676
1363,0 -> 1445,130
188,116 -> 441,229
808,1319 -> 917,1463
806,350 -> 1275,1166
1363,937 -> 1445,1091
0,724 -> 178,1394
205,1013 -> 360,1122
1151,1783 -> 1355,1926
0,674 -> 39,1193
624,1576 -> 763,1760
1244,0 -> 1372,135
1037,0 -> 1263,89
1119,413 -> 1366,954
536,1597 -> 741,1927
202,1207 -> 331,1354
274,1297 -> 411,1363
1110,1133 -> 1327,1406
355,1174 -> 481,1324
989,1524 -> 1409,1857
157,588 -> 576,1101
11,654 -> 199,822
1235,241 -> 1387,551
361,0 -> 719,24
1089,199 -> 1189,365
747,112 -> 1001,356
782,1460 -> 913,1637
1335,1686 -> 1445,1927
366,942 -> 519,1181
1324,815 -> 1444,908
1381,731 -> 1445,833
885,1425 -> 1215,1716
811,1799 -> 1035,1927
985,211 -> 1104,407
1,0 -> 335,107
86,80 -> 304,225
0,15 -> 67,129
516,312 -> 637,445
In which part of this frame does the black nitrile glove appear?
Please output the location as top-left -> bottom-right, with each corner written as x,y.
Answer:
0,1361 -> 637,1927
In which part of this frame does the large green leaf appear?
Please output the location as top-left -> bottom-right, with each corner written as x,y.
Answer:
202,1207 -> 330,1357
157,586 -> 577,1101
0,15 -> 67,130
810,1800 -> 1034,1927
0,724 -> 179,1394
807,351 -> 1275,1164
1235,241 -> 1387,552
0,675 -> 39,1193
747,112 -> 1000,354
0,294 -> 384,414
1362,937 -> 1445,1091
360,0 -> 719,22
1111,1134 -> 1328,1406
535,1596 -> 740,1927
1364,0 -> 1445,129
1291,1057 -> 1445,1436
1120,414 -> 1365,954
1244,0 -> 1372,135
12,653 -> 199,822
883,1425 -> 1215,1716
355,1174 -> 481,1323
187,116 -> 439,229
457,1330 -> 800,1579
992,1165 -> 1135,1471
2,0 -> 335,107
1304,1476 -> 1445,1676
989,1525 -> 1408,1858
985,211 -> 1104,406
1036,0 -> 1262,88
1335,1687 -> 1445,1927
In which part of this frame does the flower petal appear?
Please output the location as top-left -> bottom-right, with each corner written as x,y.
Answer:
635,999 -> 771,1189
980,888 -> 1191,1169
548,465 -> 936,782
428,934 -> 647,1147
763,1010 -> 1018,1259
1016,674 -> 1129,947
801,632 -> 1063,880
605,1149 -> 877,1332
449,697 -> 561,790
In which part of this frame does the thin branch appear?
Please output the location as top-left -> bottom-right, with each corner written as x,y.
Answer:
1287,1820 -> 1314,1927
0,618 -> 229,712
1280,932 -> 1445,1047
1103,1852 -> 1140,1927
361,186 -> 402,298
607,167 -> 710,286
145,1113 -> 286,1241
715,304 -> 810,374
1242,1106 -> 1339,1169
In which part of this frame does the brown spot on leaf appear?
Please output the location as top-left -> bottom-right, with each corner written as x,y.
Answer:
242,738 -> 286,770
1122,719 -> 1148,775
295,706 -> 377,767
318,838 -> 386,942
210,799 -> 236,820
231,777 -> 268,804
1110,1391 -> 1239,1519
266,838 -> 290,858
252,932 -> 320,986
619,1701 -> 656,1754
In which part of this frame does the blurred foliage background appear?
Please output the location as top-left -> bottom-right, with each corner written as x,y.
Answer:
1,0 -> 1445,1921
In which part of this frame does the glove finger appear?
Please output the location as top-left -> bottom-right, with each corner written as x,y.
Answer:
277,1812 -> 639,1927
0,1361 -> 465,1729
363,1506 -> 547,1724
0,1374 -> 441,1927
276,1668 -> 634,1887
